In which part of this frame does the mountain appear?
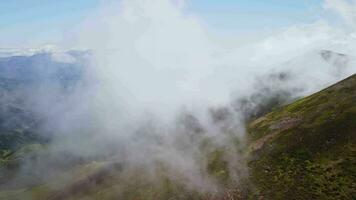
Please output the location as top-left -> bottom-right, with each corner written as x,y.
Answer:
0,50 -> 355,199
247,74 -> 356,199
0,51 -> 87,89
0,51 -> 87,187
0,71 -> 354,199
233,49 -> 356,122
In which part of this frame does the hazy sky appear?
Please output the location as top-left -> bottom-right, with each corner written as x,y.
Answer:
0,0 -> 329,48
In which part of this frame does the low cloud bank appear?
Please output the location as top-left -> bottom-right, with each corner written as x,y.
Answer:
1,0 -> 356,195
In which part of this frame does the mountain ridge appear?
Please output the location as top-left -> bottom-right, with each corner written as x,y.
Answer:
0,53 -> 355,199
247,73 -> 356,199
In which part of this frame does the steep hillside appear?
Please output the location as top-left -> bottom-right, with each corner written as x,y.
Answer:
247,74 -> 356,199
0,74 -> 355,200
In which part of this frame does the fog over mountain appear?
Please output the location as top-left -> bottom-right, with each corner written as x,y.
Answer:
1,0 -> 356,199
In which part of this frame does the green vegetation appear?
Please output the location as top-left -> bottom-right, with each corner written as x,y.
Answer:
247,74 -> 356,199
0,74 -> 355,199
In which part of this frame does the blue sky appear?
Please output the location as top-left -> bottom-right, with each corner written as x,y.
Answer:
0,0 -> 324,47
189,0 -> 323,31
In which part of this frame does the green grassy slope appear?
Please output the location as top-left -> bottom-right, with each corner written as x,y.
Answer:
247,74 -> 356,199
0,74 -> 355,200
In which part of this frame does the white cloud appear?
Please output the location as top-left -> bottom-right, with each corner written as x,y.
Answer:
324,0 -> 356,29
6,0 -> 356,194
51,52 -> 76,63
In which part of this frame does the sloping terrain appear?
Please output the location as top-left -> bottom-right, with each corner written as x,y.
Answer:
247,74 -> 356,199
0,71 -> 355,199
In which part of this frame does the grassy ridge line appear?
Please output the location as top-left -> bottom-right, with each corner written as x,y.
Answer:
247,74 -> 356,199
1,74 -> 355,200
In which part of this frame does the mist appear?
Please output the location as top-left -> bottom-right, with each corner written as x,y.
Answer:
2,0 -> 356,198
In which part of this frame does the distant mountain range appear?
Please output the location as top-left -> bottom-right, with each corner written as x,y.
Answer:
0,51 -> 88,153
0,49 -> 355,200
0,51 -> 89,89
